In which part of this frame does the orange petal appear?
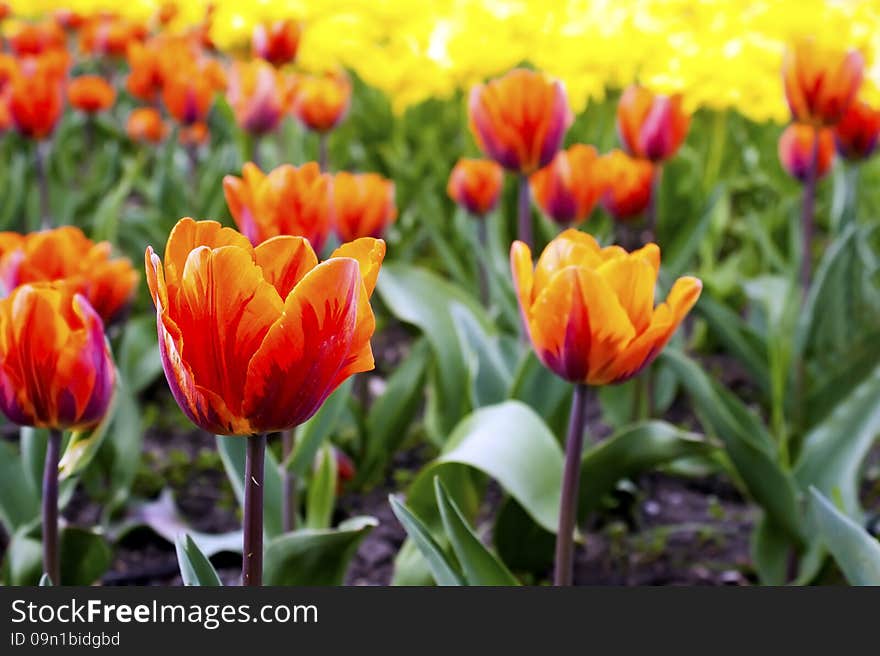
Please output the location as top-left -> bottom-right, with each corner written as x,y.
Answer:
510,239 -> 534,318
163,218 -> 253,289
243,258 -> 361,433
330,238 -> 386,296
597,255 -> 657,334
254,235 -> 318,299
533,228 -> 602,295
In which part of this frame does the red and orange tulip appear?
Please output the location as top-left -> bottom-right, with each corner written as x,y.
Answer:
0,282 -> 115,430
597,149 -> 655,221
530,144 -> 603,225
126,107 -> 167,144
0,226 -> 138,325
8,57 -> 65,140
144,217 -> 385,435
292,71 -> 352,134
447,158 -> 504,217
617,85 -> 690,162
468,68 -> 572,175
778,124 -> 834,182
331,172 -> 397,241
833,100 -> 880,161
7,20 -> 66,57
79,15 -> 147,59
252,19 -> 301,67
67,75 -> 116,114
511,229 -> 701,386
162,58 -> 225,126
223,162 -> 331,250
125,40 -> 164,104
227,59 -> 287,136
782,40 -> 864,126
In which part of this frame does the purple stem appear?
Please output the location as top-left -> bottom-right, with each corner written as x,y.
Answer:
242,433 -> 266,586
800,127 -> 819,295
43,429 -> 62,585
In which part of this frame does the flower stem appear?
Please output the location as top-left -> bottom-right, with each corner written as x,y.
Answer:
517,174 -> 533,249
42,428 -> 62,585
34,141 -> 51,229
242,433 -> 266,586
318,133 -> 329,172
643,164 -> 662,245
475,217 -> 491,307
281,427 -> 297,533
800,126 -> 819,295
554,384 -> 590,586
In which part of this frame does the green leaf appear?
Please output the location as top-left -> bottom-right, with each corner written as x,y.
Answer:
389,495 -> 464,586
794,362 -> 880,522
116,315 -> 163,394
176,534 -> 223,586
58,380 -> 118,480
103,373 -> 144,512
434,478 -> 519,585
286,379 -> 353,477
509,351 -> 572,438
493,497 -> 555,575
810,487 -> 880,586
306,445 -> 337,530
218,435 -> 283,539
3,529 -> 42,585
263,516 -> 377,585
0,439 -> 39,533
662,349 -> 805,544
406,401 -> 563,533
579,420 -> 714,517
59,527 -> 112,586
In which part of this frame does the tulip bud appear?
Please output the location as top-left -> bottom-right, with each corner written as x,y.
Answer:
530,144 -> 603,224
778,123 -> 834,183
292,71 -> 351,134
127,107 -> 167,144
597,149 -> 655,221
9,57 -> 65,140
227,59 -> 286,136
833,100 -> 880,161
782,40 -> 864,126
252,20 -> 301,67
331,172 -> 397,241
617,85 -> 690,162
447,158 -> 504,216
67,75 -> 116,115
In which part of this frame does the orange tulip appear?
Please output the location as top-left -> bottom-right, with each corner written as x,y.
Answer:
597,150 -> 655,221
252,19 -> 301,67
511,229 -> 701,386
331,172 -> 397,241
162,57 -> 225,126
8,58 -> 65,140
530,144 -> 603,225
145,217 -> 384,435
833,100 -> 880,161
292,71 -> 351,133
125,40 -> 164,104
617,85 -> 690,162
8,20 -> 66,57
67,75 -> 115,114
126,107 -> 167,144
0,227 -> 138,325
227,59 -> 286,136
0,283 -> 115,430
468,68 -> 572,175
224,162 -> 331,250
782,40 -> 864,126
778,124 -> 834,183
447,158 -> 504,216
79,15 -> 147,58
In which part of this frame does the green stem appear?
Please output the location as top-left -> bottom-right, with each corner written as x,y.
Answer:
281,427 -> 297,533
554,384 -> 590,586
702,110 -> 727,191
517,174 -> 533,249
242,433 -> 266,586
800,126 -> 819,296
475,217 -> 491,307
35,141 -> 52,229
318,133 -> 329,172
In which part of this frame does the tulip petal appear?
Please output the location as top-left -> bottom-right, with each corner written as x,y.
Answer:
597,255 -> 657,334
254,235 -> 318,299
533,228 -> 602,293
510,239 -> 534,315
330,238 -> 386,295
163,218 -> 253,288
243,258 -> 360,432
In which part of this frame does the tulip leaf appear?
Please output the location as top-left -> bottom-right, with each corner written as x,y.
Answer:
809,487 -> 880,586
102,374 -> 145,513
176,533 -> 223,587
578,420 -> 714,518
59,527 -> 112,586
493,497 -> 555,575
285,378 -> 353,477
116,315 -> 163,395
434,478 -> 520,585
0,439 -> 39,533
662,348 -> 805,544
218,435 -> 284,539
794,361 -> 880,522
263,516 -> 377,586
509,351 -> 573,438
376,262 -> 493,440
389,495 -> 464,586
2,528 -> 43,586
305,444 -> 337,530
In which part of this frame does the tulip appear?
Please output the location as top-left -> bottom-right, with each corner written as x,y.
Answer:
146,217 -> 385,584
126,107 -> 167,144
125,40 -> 164,104
331,172 -> 397,242
597,149 -> 656,221
79,16 -> 147,59
67,75 -> 116,115
529,144 -> 603,225
469,68 -> 572,247
782,40 -> 863,126
0,226 -> 139,325
8,20 -> 66,57
223,162 -> 332,252
447,158 -> 504,217
227,59 -> 287,163
511,229 -> 701,585
833,100 -> 880,161
161,58 -> 226,127
292,71 -> 352,169
252,19 -> 301,67
616,85 -> 690,162
778,123 -> 834,291
0,282 -> 115,583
